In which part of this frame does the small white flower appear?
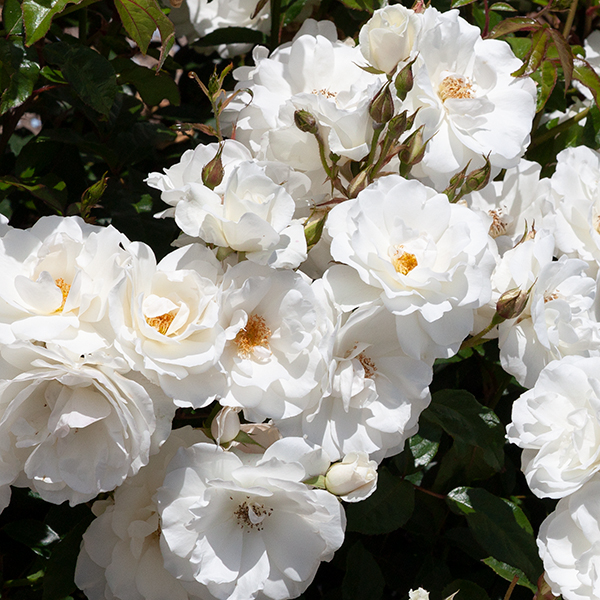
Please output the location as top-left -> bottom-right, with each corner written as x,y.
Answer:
325,452 -> 378,502
156,438 -> 345,600
409,589 -> 430,600
211,406 -> 241,445
507,356 -> 600,498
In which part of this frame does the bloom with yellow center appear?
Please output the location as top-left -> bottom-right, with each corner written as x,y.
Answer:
234,314 -> 271,359
389,245 -> 418,276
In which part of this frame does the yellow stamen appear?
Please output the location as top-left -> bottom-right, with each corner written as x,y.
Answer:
146,313 -> 175,335
312,88 -> 337,99
488,210 -> 507,238
390,247 -> 418,276
438,76 -> 474,102
234,314 -> 271,358
55,278 -> 71,312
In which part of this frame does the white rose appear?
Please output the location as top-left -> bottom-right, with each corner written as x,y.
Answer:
75,426 -> 212,600
359,4 -> 422,73
537,476 -> 600,600
325,452 -> 378,502
409,589 -> 430,600
405,8 -> 536,189
325,174 -> 494,362
0,216 -> 130,351
156,438 -> 345,600
507,356 -> 600,498
110,242 -> 227,408
0,341 -> 174,506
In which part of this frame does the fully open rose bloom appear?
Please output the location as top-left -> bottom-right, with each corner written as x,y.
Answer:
537,476 -> 600,600
75,427 -> 214,600
507,356 -> 600,499
404,7 -> 536,189
0,341 -> 174,506
156,438 -> 345,600
223,20 -> 384,177
324,174 -> 494,362
0,216 -> 130,352
109,242 -> 228,408
277,301 -> 432,462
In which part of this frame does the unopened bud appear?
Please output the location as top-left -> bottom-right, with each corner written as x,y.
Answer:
369,82 -> 394,125
464,157 -> 491,194
347,170 -> 369,198
325,452 -> 378,502
210,406 -> 241,445
398,125 -> 427,167
202,146 -> 224,190
386,111 -> 408,142
294,109 -> 319,134
496,286 -> 530,321
394,57 -> 417,102
405,108 -> 420,132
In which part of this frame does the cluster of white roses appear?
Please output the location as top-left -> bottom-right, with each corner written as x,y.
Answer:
3,2 -> 600,599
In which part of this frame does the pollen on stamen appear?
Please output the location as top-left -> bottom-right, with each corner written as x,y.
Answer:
54,278 -> 71,312
146,312 -> 175,335
438,75 -> 474,102
390,246 -> 418,276
234,314 -> 271,358
357,352 -> 377,379
544,291 -> 559,303
234,500 -> 273,532
488,209 -> 507,238
312,88 -> 337,99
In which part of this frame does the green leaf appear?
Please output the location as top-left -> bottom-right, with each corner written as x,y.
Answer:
112,57 -> 180,106
0,175 -> 66,214
1,520 -> 60,557
282,0 -> 311,26
0,37 -> 40,115
337,0 -> 382,11
573,57 -> 600,106
512,27 -> 549,77
345,467 -> 414,535
43,41 -> 117,115
447,487 -> 543,585
342,542 -> 385,600
113,0 -> 174,70
42,511 -> 94,600
489,2 -> 517,10
422,390 -> 505,472
409,421 -> 442,468
482,557 -> 537,592
22,0 -> 85,46
547,28 -> 574,88
451,0 -> 477,8
40,65 -> 68,84
193,26 -> 266,47
3,0 -> 24,35
534,59 -> 558,112
489,17 -> 540,38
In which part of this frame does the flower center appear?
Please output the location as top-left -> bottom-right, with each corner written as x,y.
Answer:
357,352 -> 377,378
438,75 -> 474,102
146,312 -> 175,335
389,246 -> 418,275
488,209 -> 507,238
54,278 -> 71,312
312,88 -> 337,99
234,499 -> 272,532
234,314 -> 271,358
544,291 -> 559,303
